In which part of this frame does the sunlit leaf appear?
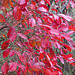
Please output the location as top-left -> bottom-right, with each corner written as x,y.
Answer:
17,33 -> 27,39
9,62 -> 18,71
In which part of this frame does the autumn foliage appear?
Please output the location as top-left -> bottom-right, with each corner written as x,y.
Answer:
0,0 -> 75,75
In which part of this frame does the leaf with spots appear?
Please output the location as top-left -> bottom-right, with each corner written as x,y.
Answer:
1,40 -> 10,50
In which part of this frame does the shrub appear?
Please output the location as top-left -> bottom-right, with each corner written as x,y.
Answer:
0,0 -> 75,75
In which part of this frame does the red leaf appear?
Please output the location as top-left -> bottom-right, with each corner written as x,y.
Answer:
69,63 -> 75,66
1,61 -> 9,74
40,25 -> 51,32
9,62 -> 18,71
53,36 -> 63,42
0,14 -> 6,23
43,68 -> 52,75
45,0 -> 50,5
52,8 -> 58,13
17,33 -> 27,39
69,26 -> 75,31
39,53 -> 44,60
3,48 -> 11,58
63,44 -> 72,51
45,53 -> 54,67
24,29 -> 33,35
66,54 -> 73,58
13,6 -> 22,21
7,27 -> 16,41
1,40 -> 10,50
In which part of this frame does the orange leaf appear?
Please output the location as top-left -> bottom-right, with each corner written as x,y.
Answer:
2,0 -> 9,7
9,0 -> 14,8
14,21 -> 20,26
0,14 -> 6,23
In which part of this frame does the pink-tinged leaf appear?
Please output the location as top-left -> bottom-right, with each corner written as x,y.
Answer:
7,27 -> 16,41
58,24 -> 68,32
31,62 -> 45,71
40,4 -> 49,11
69,40 -> 75,49
55,0 -> 60,3
0,14 -> 6,23
18,0 -> 27,5
70,1 -> 75,8
13,6 -> 22,21
37,7 -> 48,12
16,41 -> 23,48
9,31 -> 16,41
9,51 -> 15,57
45,0 -> 50,5
9,62 -> 18,71
1,40 -> 10,50
15,51 -> 21,58
58,56 -> 64,64
1,61 -> 9,74
61,33 -> 71,41
18,64 -> 25,71
53,14 -> 61,24
3,48 -> 11,58
36,17 -> 42,25
17,33 -> 27,39
29,18 -> 36,27
66,3 -> 70,9
49,29 -> 59,35
58,14 -> 73,21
